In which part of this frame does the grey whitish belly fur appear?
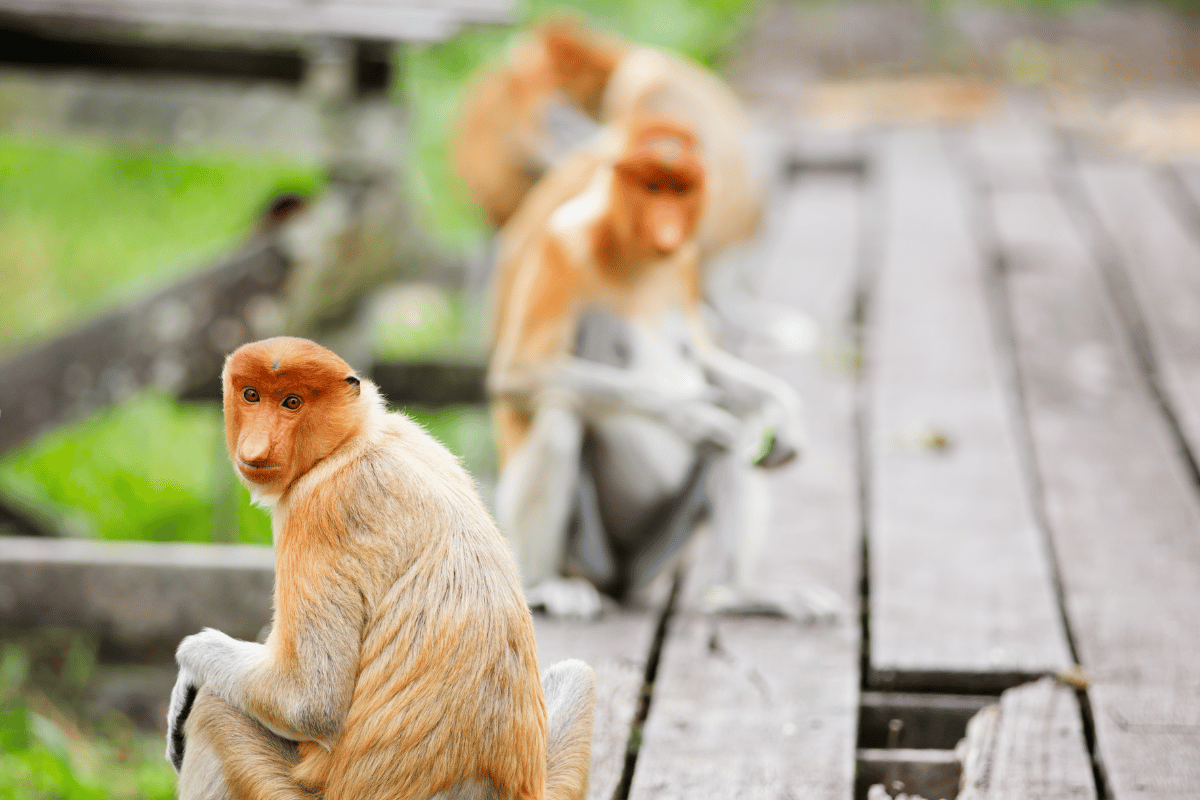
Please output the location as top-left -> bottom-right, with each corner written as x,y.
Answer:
586,307 -> 710,535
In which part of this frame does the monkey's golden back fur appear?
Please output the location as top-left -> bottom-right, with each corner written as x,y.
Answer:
282,394 -> 547,800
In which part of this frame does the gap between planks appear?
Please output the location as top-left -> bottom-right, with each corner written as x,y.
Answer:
960,104 -> 1200,799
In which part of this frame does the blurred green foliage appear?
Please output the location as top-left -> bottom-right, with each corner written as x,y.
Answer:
0,633 -> 175,800
0,394 -> 272,544
0,392 -> 494,543
0,133 -> 325,355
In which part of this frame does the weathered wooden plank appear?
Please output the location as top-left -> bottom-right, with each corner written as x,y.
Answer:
867,127 -> 1071,691
1075,159 -> 1200,472
980,136 -> 1200,798
0,0 -> 513,45
1090,684 -> 1200,800
0,536 -> 273,659
956,678 -> 1096,800
534,612 -> 659,800
629,174 -> 864,798
969,105 -> 1057,191
1074,158 -> 1200,465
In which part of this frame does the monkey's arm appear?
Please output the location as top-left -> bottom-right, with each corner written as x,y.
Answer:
696,345 -> 806,465
489,356 -> 742,450
175,557 -> 361,748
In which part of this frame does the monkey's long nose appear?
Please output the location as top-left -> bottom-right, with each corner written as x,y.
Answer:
649,203 -> 686,253
238,428 -> 274,466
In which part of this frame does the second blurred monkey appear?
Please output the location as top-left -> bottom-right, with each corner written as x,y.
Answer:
489,118 -> 804,620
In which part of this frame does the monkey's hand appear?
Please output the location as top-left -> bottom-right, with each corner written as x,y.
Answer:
165,665 -> 199,772
754,421 -> 803,469
177,626 -> 353,747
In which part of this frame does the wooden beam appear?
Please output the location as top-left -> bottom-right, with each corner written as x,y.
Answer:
0,238 -> 289,456
0,0 -> 514,46
865,127 -> 1072,692
180,358 -> 487,407
0,22 -> 395,93
0,536 -> 274,661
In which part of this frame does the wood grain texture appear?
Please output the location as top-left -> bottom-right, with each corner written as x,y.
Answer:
980,131 -> 1200,797
0,0 -> 513,43
867,127 -> 1071,688
534,611 -> 658,800
1074,159 -> 1200,468
629,174 -> 864,799
957,678 -> 1095,800
1090,684 -> 1200,800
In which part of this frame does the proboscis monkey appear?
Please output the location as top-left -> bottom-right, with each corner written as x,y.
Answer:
165,336 -> 595,800
456,19 -> 814,352
487,118 -> 808,620
456,18 -> 625,228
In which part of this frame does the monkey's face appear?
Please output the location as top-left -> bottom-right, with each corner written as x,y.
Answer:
602,123 -> 704,268
222,337 -> 364,501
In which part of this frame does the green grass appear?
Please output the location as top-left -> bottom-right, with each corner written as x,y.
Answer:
0,634 -> 175,800
0,133 -> 325,354
0,394 -> 494,543
0,394 -> 271,544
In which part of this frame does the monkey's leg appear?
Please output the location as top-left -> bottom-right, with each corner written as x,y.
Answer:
706,451 -> 771,593
702,453 -> 843,623
177,687 -> 311,800
495,401 -> 583,585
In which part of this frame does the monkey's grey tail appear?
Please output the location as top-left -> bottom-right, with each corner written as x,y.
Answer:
542,659 -> 596,800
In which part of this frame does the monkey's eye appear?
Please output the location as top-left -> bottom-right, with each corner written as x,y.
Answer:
644,181 -> 664,193
243,388 -> 260,403
282,395 -> 303,410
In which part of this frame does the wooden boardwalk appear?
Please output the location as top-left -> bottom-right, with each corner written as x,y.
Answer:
529,98 -> 1200,799
3,91 -> 1200,797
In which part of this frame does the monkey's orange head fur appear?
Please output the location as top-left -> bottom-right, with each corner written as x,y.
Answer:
598,117 -> 705,271
222,337 -> 366,502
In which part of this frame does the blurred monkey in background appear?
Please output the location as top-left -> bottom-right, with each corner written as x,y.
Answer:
456,18 -> 625,229
488,118 -> 807,621
166,336 -> 595,800
457,17 -> 815,352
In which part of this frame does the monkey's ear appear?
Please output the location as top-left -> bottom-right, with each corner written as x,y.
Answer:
345,375 -> 361,396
